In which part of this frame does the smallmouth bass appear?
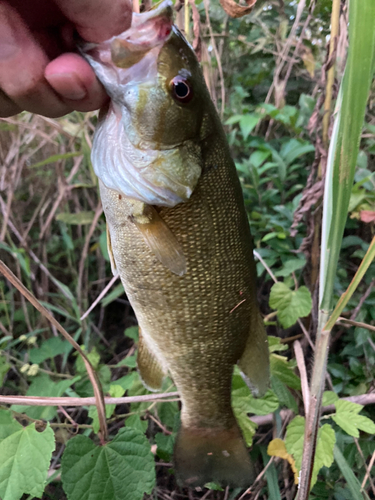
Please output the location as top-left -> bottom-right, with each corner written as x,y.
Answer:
82,2 -> 269,488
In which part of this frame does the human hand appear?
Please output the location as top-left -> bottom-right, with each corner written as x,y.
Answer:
0,0 -> 132,118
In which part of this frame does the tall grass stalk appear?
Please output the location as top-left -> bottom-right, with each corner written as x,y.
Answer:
297,0 -> 375,497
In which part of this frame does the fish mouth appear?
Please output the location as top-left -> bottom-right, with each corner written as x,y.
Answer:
79,1 -> 174,95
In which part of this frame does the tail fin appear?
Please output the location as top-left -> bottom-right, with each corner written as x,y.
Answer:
174,424 -> 255,488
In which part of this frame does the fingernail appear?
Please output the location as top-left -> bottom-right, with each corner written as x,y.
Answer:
45,73 -> 87,101
0,8 -> 19,60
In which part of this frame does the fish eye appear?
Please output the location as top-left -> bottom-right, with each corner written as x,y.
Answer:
170,76 -> 193,104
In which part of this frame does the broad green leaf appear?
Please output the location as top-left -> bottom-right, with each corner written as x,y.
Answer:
234,410 -> 257,446
61,428 -> 156,500
232,369 -> 279,415
0,410 -> 22,442
270,354 -> 301,390
0,423 -> 55,500
114,372 -> 139,392
29,337 -> 71,364
332,400 -> 375,437
285,417 -> 336,489
275,257 -> 306,278
157,401 -> 179,429
269,282 -> 312,328
125,415 -> 148,434
12,374 -> 79,420
115,355 -> 137,368
75,346 -> 100,373
124,326 -> 139,341
155,432 -> 174,461
239,114 -> 261,140
285,416 -> 305,472
56,211 -> 95,225
322,391 -> 339,406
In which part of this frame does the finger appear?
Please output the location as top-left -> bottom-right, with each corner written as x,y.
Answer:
45,53 -> 109,112
0,89 -> 22,117
0,2 -> 73,117
54,0 -> 132,42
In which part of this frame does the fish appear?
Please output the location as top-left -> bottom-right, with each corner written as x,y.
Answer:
81,1 -> 270,488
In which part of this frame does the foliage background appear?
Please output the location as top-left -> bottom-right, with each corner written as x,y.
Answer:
0,0 -> 374,499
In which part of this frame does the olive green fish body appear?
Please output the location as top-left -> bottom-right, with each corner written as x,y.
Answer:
83,4 -> 269,487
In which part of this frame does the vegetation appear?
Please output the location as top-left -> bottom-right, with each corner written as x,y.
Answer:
0,0 -> 374,499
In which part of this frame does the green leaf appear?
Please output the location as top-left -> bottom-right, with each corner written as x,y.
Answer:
155,432 -> 174,462
125,415 -> 148,434
271,375 -> 298,412
29,337 -> 71,364
285,416 -> 305,472
124,326 -> 139,341
115,355 -> 137,368
12,374 -> 79,420
332,400 -> 375,437
285,418 -> 335,489
56,211 -> 95,225
29,151 -> 82,168
61,428 -> 156,500
269,282 -> 312,328
0,423 -> 55,500
275,257 -> 306,278
270,354 -> 301,390
322,391 -> 339,406
334,445 -> 370,500
239,114 -> 261,140
311,424 -> 336,487
234,410 -> 257,446
0,410 -> 22,442
267,336 -> 288,353
75,346 -> 100,373
232,373 -> 279,415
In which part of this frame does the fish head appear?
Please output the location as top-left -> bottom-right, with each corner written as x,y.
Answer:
81,2 -> 212,206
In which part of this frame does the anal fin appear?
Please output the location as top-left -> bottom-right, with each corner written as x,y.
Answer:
137,327 -> 166,392
238,309 -> 270,397
131,202 -> 186,277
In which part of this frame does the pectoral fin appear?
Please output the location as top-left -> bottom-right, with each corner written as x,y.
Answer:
106,224 -> 118,276
137,328 -> 166,392
131,202 -> 187,277
238,309 -> 270,397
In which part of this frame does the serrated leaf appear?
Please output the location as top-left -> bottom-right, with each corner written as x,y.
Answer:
332,400 -> 375,437
322,391 -> 339,406
269,282 -> 312,328
0,410 -> 22,442
267,438 -> 298,483
56,211 -> 95,225
311,425 -> 335,487
29,337 -> 71,364
125,415 -> 148,434
61,428 -> 156,500
0,423 -> 55,500
234,410 -> 257,446
285,417 -> 336,488
232,373 -> 279,415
